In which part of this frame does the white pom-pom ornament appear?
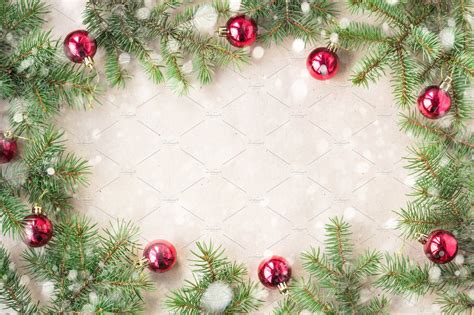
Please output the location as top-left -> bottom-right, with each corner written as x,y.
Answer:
201,281 -> 234,313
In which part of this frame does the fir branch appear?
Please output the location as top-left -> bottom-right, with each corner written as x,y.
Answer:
437,292 -> 474,315
166,242 -> 262,314
281,218 -> 386,314
376,254 -> 431,296
0,246 -> 39,314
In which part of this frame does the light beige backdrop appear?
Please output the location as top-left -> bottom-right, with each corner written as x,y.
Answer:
1,0 -> 440,313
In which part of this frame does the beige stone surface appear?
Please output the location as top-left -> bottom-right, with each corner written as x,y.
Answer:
1,0 -> 440,314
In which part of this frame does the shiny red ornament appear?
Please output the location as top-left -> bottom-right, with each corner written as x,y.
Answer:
417,85 -> 452,119
63,30 -> 97,66
143,240 -> 177,273
23,213 -> 53,248
258,256 -> 291,289
306,47 -> 340,80
0,132 -> 17,164
423,230 -> 458,264
220,15 -> 257,47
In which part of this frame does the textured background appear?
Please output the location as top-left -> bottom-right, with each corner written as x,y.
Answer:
2,0 -> 440,313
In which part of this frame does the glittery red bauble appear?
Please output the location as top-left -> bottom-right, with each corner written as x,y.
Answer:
306,47 -> 339,80
23,214 -> 53,247
0,133 -> 17,164
417,85 -> 452,119
225,15 -> 257,47
423,230 -> 458,264
143,240 -> 177,273
64,30 -> 97,64
258,256 -> 291,288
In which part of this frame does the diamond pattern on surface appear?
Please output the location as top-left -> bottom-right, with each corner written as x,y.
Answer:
223,204 -> 292,256
222,144 -> 290,197
136,145 -> 206,198
94,118 -> 161,169
309,146 -> 375,200
180,118 -> 246,169
266,175 -> 333,227
222,88 -> 290,142
180,175 -> 248,226
136,91 -> 205,139
307,89 -> 377,142
94,174 -> 161,221
265,117 -> 333,168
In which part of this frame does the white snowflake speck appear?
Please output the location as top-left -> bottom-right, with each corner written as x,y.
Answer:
301,1 -> 310,14
46,167 -> 55,176
385,0 -> 399,5
329,32 -> 339,43
67,270 -> 78,281
292,38 -> 305,52
13,112 -> 24,123
136,7 -> 151,20
252,46 -> 265,59
201,281 -> 234,313
439,27 -> 455,50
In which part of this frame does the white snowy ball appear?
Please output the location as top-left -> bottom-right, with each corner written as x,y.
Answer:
41,281 -> 55,297
13,112 -> 23,123
439,27 -> 455,50
385,0 -> 399,5
136,7 -> 151,20
292,38 -> 305,52
46,167 -> 55,176
252,46 -> 265,59
301,1 -> 310,14
67,270 -> 78,281
201,281 -> 234,313
193,4 -> 218,33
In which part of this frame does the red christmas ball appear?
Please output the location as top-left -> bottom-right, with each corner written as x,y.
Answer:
258,256 -> 291,289
23,214 -> 53,248
224,15 -> 257,47
306,47 -> 339,80
0,132 -> 17,164
423,230 -> 458,264
143,240 -> 177,273
64,30 -> 97,65
417,85 -> 452,119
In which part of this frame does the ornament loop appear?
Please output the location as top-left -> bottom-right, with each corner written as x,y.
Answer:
3,130 -> 14,139
439,76 -> 452,91
327,42 -> 338,53
217,26 -> 228,37
32,204 -> 43,214
277,282 -> 289,295
84,56 -> 95,70
417,233 -> 428,244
